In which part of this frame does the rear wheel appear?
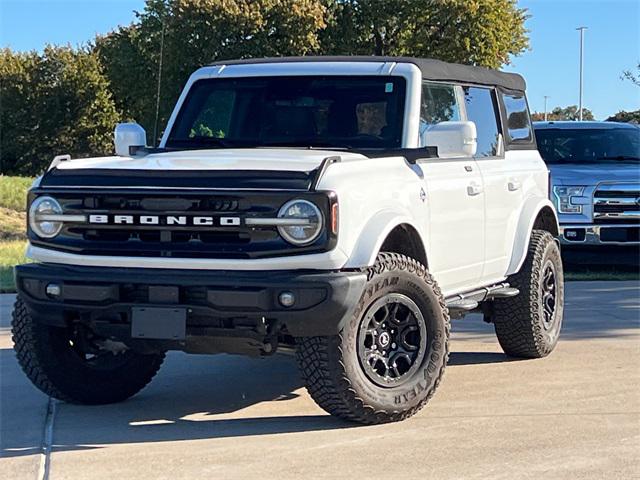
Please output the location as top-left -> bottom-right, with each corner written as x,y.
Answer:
492,230 -> 564,358
296,253 -> 449,424
12,297 -> 165,404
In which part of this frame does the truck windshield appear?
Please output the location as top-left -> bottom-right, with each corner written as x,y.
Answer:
535,127 -> 640,164
165,76 -> 406,150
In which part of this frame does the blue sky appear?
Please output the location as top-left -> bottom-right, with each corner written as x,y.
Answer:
1,0 -> 638,119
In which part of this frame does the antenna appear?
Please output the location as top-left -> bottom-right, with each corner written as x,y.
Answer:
153,21 -> 166,146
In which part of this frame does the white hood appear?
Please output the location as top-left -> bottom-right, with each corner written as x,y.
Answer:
56,148 -> 367,172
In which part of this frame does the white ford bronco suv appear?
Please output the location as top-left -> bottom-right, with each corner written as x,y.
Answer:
13,57 -> 563,424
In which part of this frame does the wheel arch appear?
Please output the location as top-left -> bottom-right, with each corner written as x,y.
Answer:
343,212 -> 429,269
506,198 -> 559,276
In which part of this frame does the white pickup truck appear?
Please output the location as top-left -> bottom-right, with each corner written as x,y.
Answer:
13,57 -> 563,424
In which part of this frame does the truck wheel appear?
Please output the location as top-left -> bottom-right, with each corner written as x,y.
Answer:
492,230 -> 564,358
12,297 -> 165,404
296,253 -> 449,424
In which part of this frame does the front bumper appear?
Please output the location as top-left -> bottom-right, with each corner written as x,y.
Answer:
15,263 -> 367,339
560,224 -> 640,246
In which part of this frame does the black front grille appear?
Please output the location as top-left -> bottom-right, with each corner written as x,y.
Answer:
593,190 -> 639,198
29,189 -> 336,259
594,204 -> 639,213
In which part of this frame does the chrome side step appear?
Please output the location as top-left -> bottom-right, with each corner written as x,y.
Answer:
487,287 -> 519,299
446,298 -> 479,312
445,283 -> 519,318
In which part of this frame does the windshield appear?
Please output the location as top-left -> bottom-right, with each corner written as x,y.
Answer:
535,127 -> 640,164
166,76 -> 407,150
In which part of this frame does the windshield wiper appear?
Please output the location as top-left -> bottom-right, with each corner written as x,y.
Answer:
166,136 -> 247,149
258,140 -> 352,149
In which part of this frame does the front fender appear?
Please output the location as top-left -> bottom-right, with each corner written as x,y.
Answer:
506,197 -> 559,276
343,210 -> 427,268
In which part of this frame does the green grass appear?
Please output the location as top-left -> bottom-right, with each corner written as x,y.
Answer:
0,240 -> 28,293
565,266 -> 639,281
0,207 -> 26,241
0,175 -> 33,211
0,176 -> 34,291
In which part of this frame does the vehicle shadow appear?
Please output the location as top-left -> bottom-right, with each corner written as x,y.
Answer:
0,349 -> 357,459
1,343 -> 529,459
447,352 -> 521,366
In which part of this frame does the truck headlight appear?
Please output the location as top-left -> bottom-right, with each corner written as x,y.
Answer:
553,186 -> 585,214
277,199 -> 323,245
29,196 -> 63,238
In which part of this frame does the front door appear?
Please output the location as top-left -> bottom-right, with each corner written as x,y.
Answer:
420,159 -> 485,294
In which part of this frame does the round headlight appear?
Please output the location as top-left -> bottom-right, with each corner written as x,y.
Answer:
277,199 -> 323,246
29,196 -> 63,238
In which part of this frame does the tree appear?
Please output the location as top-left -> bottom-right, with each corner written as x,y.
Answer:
621,62 -> 639,87
0,49 -> 38,174
606,110 -> 640,124
0,46 -> 120,175
96,0 -> 327,144
530,105 -> 594,122
321,0 -> 529,68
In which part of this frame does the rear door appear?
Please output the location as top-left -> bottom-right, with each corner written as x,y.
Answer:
469,88 -> 532,283
418,82 -> 485,293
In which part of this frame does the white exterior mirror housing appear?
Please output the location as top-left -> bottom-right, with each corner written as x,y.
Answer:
423,121 -> 478,158
114,123 -> 147,157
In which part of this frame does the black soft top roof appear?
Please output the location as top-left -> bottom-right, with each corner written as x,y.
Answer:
209,56 -> 526,92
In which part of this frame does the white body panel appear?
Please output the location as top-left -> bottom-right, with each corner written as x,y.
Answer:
29,60 -> 555,298
477,150 -> 550,281
418,158 -> 485,291
55,149 -> 366,174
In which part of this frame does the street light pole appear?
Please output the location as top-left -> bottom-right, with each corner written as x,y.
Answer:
543,95 -> 550,121
576,26 -> 587,121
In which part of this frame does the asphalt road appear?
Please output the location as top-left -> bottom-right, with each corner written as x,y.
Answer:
1,282 -> 639,480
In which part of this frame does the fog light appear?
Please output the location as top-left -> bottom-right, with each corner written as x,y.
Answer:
563,228 -> 586,242
46,283 -> 61,298
278,291 -> 296,308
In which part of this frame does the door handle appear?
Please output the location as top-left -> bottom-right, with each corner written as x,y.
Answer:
508,179 -> 521,191
467,182 -> 483,196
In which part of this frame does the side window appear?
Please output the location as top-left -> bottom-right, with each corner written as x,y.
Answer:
419,82 -> 461,146
502,92 -> 533,142
463,86 -> 500,157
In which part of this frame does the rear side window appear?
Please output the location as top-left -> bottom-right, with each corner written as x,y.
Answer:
463,86 -> 500,157
502,92 -> 532,142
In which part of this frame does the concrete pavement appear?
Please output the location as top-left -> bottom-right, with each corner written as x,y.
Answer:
1,282 -> 639,479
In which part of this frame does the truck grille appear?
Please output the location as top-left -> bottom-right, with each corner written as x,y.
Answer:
29,189 -> 334,259
593,184 -> 640,224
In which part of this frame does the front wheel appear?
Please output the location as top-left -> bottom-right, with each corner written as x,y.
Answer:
12,297 -> 165,404
296,253 -> 450,424
492,230 -> 564,358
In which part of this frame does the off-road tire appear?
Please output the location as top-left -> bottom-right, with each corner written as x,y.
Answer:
12,297 -> 165,404
492,230 -> 564,358
296,253 -> 450,424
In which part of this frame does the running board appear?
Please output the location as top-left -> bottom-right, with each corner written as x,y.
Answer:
445,283 -> 519,318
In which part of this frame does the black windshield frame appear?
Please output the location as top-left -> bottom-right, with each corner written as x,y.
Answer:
165,75 -> 407,150
534,127 -> 640,164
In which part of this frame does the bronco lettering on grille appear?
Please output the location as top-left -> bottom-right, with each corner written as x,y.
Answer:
88,214 -> 241,227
